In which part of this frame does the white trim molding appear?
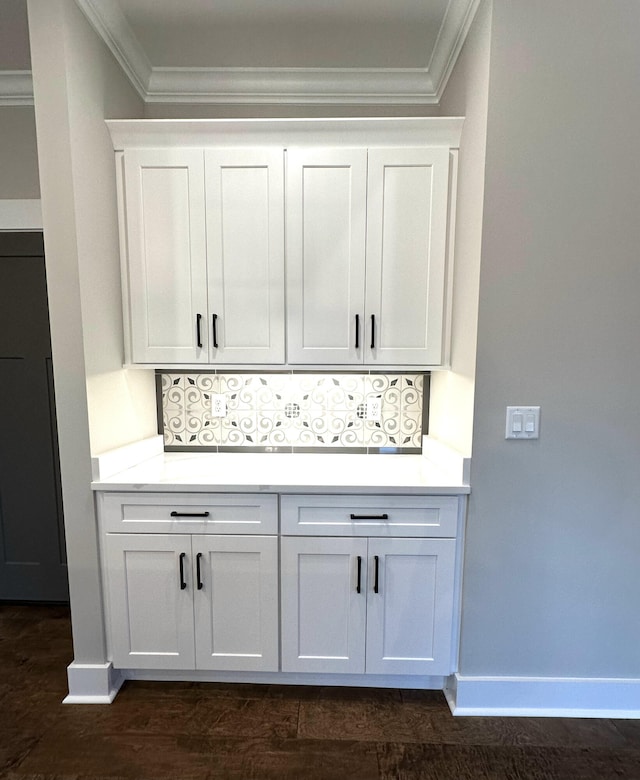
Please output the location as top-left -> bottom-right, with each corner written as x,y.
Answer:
63,661 -> 124,704
147,67 -> 441,106
446,673 -> 640,718
0,71 -> 33,105
106,117 -> 464,152
74,0 -> 482,105
0,200 -> 42,231
73,0 -> 150,99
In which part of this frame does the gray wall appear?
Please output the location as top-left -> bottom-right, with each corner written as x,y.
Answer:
461,0 -> 640,677
0,106 -> 40,199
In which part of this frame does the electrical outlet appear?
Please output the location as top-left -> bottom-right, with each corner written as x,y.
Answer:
366,398 -> 382,421
211,394 -> 227,418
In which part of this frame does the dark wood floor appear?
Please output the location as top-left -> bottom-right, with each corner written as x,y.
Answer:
1,605 -> 640,779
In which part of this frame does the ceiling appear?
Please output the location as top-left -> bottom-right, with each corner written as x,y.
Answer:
1,0 -> 481,105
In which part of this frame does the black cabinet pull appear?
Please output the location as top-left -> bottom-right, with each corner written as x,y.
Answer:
370,314 -> 376,349
374,555 -> 380,594
212,313 -> 219,348
196,552 -> 203,590
355,314 -> 360,349
179,552 -> 187,590
170,511 -> 210,518
350,513 -> 389,520
356,555 -> 362,594
196,313 -> 203,348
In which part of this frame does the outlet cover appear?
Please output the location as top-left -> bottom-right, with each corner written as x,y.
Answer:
211,394 -> 227,418
366,399 -> 382,421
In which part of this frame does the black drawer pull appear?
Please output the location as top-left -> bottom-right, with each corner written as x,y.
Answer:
356,555 -> 362,594
179,552 -> 187,590
370,314 -> 376,349
374,555 -> 380,594
196,553 -> 203,590
170,511 -> 210,518
355,314 -> 360,349
196,313 -> 203,348
350,513 -> 389,520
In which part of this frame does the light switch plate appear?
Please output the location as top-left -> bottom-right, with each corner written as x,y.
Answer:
506,406 -> 540,439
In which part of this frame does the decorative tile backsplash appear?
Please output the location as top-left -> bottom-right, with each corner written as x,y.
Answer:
159,372 -> 427,453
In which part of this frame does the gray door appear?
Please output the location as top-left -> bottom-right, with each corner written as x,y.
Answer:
0,233 -> 68,601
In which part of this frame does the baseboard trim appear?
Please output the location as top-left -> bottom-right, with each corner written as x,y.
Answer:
0,200 -> 42,230
63,661 -> 124,704
446,673 -> 640,718
125,669 -> 446,690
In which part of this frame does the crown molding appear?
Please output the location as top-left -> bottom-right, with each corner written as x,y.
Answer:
431,0 -> 484,101
106,117 -> 465,150
75,0 -> 151,99
0,71 -> 33,105
146,67 -> 438,105
74,0 -> 480,105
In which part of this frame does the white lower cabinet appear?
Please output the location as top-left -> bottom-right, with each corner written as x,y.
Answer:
104,533 -> 278,672
280,535 -> 456,676
99,491 -> 462,686
280,536 -> 367,674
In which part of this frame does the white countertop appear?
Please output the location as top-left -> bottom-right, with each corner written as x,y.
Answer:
91,451 -> 469,495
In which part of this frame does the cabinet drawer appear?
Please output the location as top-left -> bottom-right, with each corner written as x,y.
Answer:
280,495 -> 458,537
99,493 -> 278,534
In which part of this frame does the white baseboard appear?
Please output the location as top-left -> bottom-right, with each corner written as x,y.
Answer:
0,199 -> 42,230
63,661 -> 124,704
446,673 -> 640,718
125,669 -> 445,690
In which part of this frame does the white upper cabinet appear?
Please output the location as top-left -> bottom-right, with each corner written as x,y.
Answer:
124,149 -> 208,364
365,148 -> 450,365
205,149 -> 285,364
109,118 -> 461,368
286,149 -> 367,364
120,147 -> 285,365
287,147 -> 451,366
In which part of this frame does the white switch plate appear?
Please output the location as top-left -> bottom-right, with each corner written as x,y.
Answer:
505,406 -> 540,439
211,394 -> 227,418
366,399 -> 382,421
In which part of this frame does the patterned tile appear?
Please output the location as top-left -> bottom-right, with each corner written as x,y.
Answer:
218,412 -> 259,446
162,374 -> 186,410
217,374 -> 257,411
364,411 -> 422,449
160,371 -> 424,452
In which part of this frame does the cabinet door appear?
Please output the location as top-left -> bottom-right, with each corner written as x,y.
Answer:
286,149 -> 367,364
104,534 -> 195,669
365,148 -> 450,365
124,148 -> 208,364
281,536 -> 367,673
205,150 -> 285,363
193,535 -> 278,672
365,538 -> 456,676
